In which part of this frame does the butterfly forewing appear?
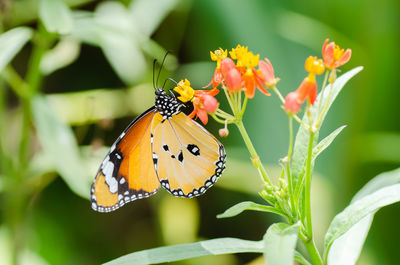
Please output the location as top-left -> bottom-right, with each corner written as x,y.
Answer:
151,112 -> 226,197
91,108 -> 161,212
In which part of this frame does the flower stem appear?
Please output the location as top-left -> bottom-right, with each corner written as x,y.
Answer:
286,116 -> 296,218
316,70 -> 329,116
235,120 -> 271,185
304,132 -> 315,237
240,95 -> 248,118
302,235 -> 323,265
272,86 -> 285,104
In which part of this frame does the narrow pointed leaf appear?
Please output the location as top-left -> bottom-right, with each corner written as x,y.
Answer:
324,183 -> 400,259
0,27 -> 32,72
40,38 -> 81,75
104,237 -> 264,265
312,125 -> 346,162
264,222 -> 299,265
294,251 -> 312,265
217,201 -> 283,219
32,96 -> 89,199
327,167 -> 400,265
129,0 -> 179,36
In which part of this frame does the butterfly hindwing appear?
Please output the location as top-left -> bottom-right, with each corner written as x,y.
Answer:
151,112 -> 226,198
91,108 -> 161,212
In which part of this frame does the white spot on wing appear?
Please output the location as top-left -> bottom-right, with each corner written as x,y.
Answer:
103,160 -> 118,193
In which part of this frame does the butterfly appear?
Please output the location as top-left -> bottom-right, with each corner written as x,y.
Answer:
90,60 -> 226,213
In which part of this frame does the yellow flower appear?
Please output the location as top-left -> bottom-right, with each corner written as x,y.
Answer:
210,48 -> 227,69
305,56 -> 325,75
173,79 -> 195,103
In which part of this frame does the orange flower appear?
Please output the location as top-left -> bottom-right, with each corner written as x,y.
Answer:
208,48 -> 228,88
188,88 -> 220,124
294,56 -> 325,105
296,75 -> 317,105
230,44 -> 269,98
322,38 -> 352,69
258,58 -> 280,88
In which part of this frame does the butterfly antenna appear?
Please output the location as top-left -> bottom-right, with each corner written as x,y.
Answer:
152,59 -> 157,90
156,51 -> 171,89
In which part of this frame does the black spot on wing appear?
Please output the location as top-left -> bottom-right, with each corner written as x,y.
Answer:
187,144 -> 200,156
177,151 -> 184,163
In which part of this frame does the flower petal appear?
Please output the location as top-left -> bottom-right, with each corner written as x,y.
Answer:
198,109 -> 208,124
334,48 -> 352,68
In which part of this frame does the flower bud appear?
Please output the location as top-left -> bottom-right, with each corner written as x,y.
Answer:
284,91 -> 301,114
225,68 -> 242,92
220,57 -> 236,77
202,94 -> 218,114
219,128 -> 229,137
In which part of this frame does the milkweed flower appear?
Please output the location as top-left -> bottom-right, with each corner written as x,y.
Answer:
209,48 -> 228,88
322,38 -> 352,70
230,44 -> 270,98
296,56 -> 325,105
190,90 -> 219,124
258,58 -> 280,88
174,79 -> 195,102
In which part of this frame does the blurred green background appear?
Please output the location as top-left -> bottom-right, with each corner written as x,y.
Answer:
0,0 -> 399,264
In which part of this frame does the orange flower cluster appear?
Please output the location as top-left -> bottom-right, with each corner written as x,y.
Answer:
208,45 -> 279,98
284,39 -> 352,114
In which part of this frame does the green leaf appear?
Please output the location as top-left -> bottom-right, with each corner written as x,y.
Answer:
104,237 -> 264,265
326,167 -> 400,265
217,201 -> 283,219
0,27 -> 32,72
263,222 -> 299,265
129,0 -> 180,36
39,0 -> 73,34
312,125 -> 346,162
294,251 -> 312,265
292,67 -> 363,188
324,182 -> 400,260
32,95 -> 89,199
40,37 -> 81,75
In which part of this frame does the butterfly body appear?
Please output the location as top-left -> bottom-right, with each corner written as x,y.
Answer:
91,88 -> 226,212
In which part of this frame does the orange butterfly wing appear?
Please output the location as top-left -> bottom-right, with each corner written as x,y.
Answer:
151,112 -> 226,197
91,108 -> 162,212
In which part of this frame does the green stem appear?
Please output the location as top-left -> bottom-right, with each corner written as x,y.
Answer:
240,95 -> 248,118
235,120 -> 271,185
304,132 -> 315,237
272,86 -> 285,104
19,25 -> 48,169
2,66 -> 29,99
302,236 -> 323,265
316,70 -> 329,117
314,77 -> 335,129
222,85 -> 235,113
286,116 -> 296,218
